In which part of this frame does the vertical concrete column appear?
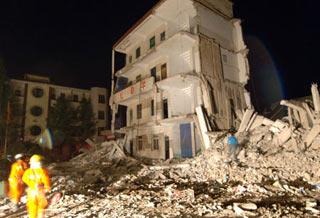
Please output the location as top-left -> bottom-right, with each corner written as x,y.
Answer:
311,84 -> 320,114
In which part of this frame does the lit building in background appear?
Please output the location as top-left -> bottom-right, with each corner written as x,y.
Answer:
11,74 -> 109,142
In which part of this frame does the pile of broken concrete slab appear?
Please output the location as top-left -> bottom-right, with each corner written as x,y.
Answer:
1,85 -> 320,217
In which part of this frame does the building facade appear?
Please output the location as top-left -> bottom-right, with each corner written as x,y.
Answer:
11,74 -> 109,142
110,0 -> 251,159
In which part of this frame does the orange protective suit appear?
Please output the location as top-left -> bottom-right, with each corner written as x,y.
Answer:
8,159 -> 28,204
22,167 -> 51,218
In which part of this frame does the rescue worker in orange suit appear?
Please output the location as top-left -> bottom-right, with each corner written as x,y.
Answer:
22,155 -> 51,218
8,153 -> 28,207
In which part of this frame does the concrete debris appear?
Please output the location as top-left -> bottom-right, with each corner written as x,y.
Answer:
1,84 -> 320,216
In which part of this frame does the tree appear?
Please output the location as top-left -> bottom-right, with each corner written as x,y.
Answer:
0,58 -> 22,154
47,95 -> 76,145
77,97 -> 96,141
0,58 -> 11,149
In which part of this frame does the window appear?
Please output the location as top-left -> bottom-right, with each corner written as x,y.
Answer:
15,90 -> 22,97
129,55 -> 132,64
129,109 -> 133,124
149,36 -> 155,49
161,63 -> 167,80
136,47 -> 141,59
60,93 -> 65,98
98,127 -> 104,136
160,31 -> 166,41
222,54 -> 228,63
98,111 -> 105,120
32,88 -> 44,98
73,95 -> 78,102
152,136 -> 159,150
163,99 -> 168,119
151,99 -> 154,116
30,106 -> 43,117
137,104 -> 142,119
137,136 -> 143,150
98,95 -> 106,104
136,75 -> 141,82
51,93 -> 56,100
30,125 -> 42,136
150,67 -> 156,81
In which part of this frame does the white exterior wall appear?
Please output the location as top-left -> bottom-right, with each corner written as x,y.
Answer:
197,3 -> 249,84
112,0 -> 250,159
90,87 -> 108,130
10,78 -> 108,142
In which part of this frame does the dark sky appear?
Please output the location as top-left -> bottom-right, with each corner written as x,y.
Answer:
0,0 -> 319,109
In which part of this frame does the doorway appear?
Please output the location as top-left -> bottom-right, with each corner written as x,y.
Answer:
165,136 -> 170,160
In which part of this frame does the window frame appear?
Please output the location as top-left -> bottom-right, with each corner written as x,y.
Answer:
149,36 -> 156,49
136,47 -> 141,59
160,31 -> 166,41
98,110 -> 105,120
137,104 -> 142,119
98,95 -> 106,104
151,99 -> 154,116
137,136 -> 143,151
152,136 -> 159,150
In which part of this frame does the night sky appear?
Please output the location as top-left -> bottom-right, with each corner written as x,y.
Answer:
0,0 -> 319,110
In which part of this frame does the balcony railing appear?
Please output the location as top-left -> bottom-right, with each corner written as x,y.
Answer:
114,76 -> 154,103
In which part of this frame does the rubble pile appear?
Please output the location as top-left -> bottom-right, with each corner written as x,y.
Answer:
1,85 -> 320,217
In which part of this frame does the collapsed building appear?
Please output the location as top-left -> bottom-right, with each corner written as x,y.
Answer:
110,0 -> 251,159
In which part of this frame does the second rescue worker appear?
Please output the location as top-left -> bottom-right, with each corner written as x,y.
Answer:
22,154 -> 51,218
8,153 -> 28,208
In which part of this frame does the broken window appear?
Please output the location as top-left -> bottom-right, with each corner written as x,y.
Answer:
137,136 -> 143,150
160,31 -> 166,41
161,63 -> 167,80
151,99 -> 154,116
137,104 -> 142,119
149,36 -> 155,49
152,136 -> 159,150
136,47 -> 141,59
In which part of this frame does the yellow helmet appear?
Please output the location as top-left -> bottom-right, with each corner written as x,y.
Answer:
30,154 -> 43,163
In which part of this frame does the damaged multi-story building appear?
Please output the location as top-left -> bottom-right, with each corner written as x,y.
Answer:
110,0 -> 251,159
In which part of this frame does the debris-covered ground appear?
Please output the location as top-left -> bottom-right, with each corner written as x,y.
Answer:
1,85 -> 320,217
1,129 -> 320,218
